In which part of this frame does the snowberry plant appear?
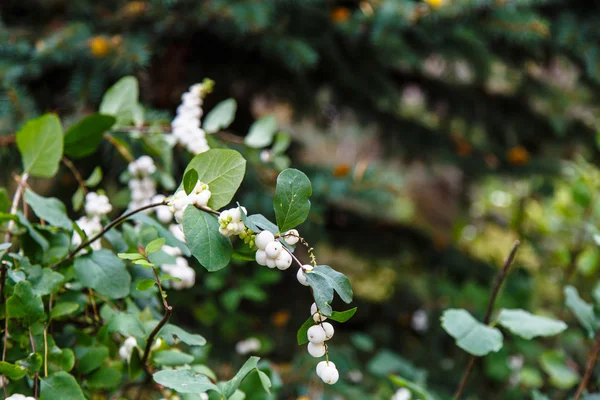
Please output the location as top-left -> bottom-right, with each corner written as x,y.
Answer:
0,76 -> 355,399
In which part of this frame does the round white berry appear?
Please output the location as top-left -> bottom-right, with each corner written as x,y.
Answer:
316,360 -> 336,377
265,258 -> 276,269
255,231 -> 275,250
311,302 -> 327,322
307,325 -> 326,344
321,322 -> 334,340
319,364 -> 339,384
275,250 -> 292,270
311,302 -> 318,315
296,265 -> 313,286
255,250 -> 267,266
307,342 -> 326,358
284,229 -> 299,245
265,241 -> 282,258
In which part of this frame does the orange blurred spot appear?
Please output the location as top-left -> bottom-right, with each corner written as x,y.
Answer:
453,137 -> 472,157
333,163 -> 351,178
433,233 -> 449,250
89,36 -> 110,58
272,310 -> 291,327
123,1 -> 147,16
424,0 -> 445,9
507,146 -> 529,166
331,7 -> 351,23
297,397 -> 312,400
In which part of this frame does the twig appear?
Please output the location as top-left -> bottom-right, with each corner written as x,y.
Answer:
62,157 -> 88,195
50,201 -> 167,269
29,327 -> 39,398
43,324 -> 48,377
454,240 -> 520,399
141,266 -> 172,368
574,333 -> 600,400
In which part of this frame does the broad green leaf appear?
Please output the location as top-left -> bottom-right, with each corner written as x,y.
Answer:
245,115 -> 278,148
64,114 -> 116,158
7,280 -> 45,326
204,98 -> 237,134
0,361 -> 28,380
28,267 -> 65,296
87,367 -> 121,390
496,309 -> 567,339
312,265 -> 353,304
222,357 -> 260,398
117,252 -> 145,261
75,346 -> 109,374
297,316 -> 315,345
107,313 -> 145,338
145,237 -> 166,254
159,324 -> 207,346
305,272 -> 334,316
133,259 -> 154,268
390,375 -> 437,400
152,350 -> 194,366
50,303 -> 80,319
85,167 -> 103,187
16,113 -> 63,178
136,279 -> 156,291
441,309 -> 503,356
243,214 -> 279,234
183,149 -> 246,210
40,371 -> 85,400
182,206 -> 232,271
25,189 -> 72,230
273,168 -> 312,232
329,307 -> 358,323
564,285 -> 597,338
17,211 -> 49,251
539,350 -> 579,389
99,76 -> 139,126
577,248 -> 599,276
183,168 -> 199,195
257,370 -> 272,394
153,369 -> 220,394
74,250 -> 131,299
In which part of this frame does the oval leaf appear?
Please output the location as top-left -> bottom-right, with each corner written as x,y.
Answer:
245,115 -> 277,148
564,285 -> 597,338
64,114 -> 116,158
99,76 -> 139,126
183,168 -> 199,195
203,98 -> 237,134
74,249 -> 131,299
496,309 -> 567,339
441,309 -> 503,356
16,113 -> 63,178
153,369 -> 220,394
136,279 -> 156,291
25,189 -> 72,230
40,371 -> 85,400
183,205 -> 232,271
274,168 -> 312,232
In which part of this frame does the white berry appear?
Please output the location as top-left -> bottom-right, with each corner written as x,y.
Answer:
316,360 -> 336,377
322,322 -> 334,340
275,250 -> 292,270
297,265 -> 313,286
255,231 -> 275,250
284,229 -> 299,245
265,258 -> 276,269
307,342 -> 326,357
265,241 -> 282,258
311,302 -> 327,322
255,250 -> 267,266
307,325 -> 326,344
319,364 -> 339,384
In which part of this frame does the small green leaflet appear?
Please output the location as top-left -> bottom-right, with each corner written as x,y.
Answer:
25,189 -> 73,230
0,361 -> 28,380
245,115 -> 278,148
183,168 -> 199,195
441,309 -> 503,356
564,285 -> 597,338
16,113 -> 64,178
50,303 -> 80,319
145,237 -> 166,255
117,252 -> 145,261
329,307 -> 358,322
203,98 -> 237,134
158,324 -> 207,346
74,250 -> 131,299
243,213 -> 279,234
136,279 -> 156,291
273,168 -> 312,232
152,350 -> 194,366
99,76 -> 140,126
85,167 -> 103,187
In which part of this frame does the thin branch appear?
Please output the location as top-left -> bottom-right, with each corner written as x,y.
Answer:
62,157 -> 88,195
454,240 -> 520,400
50,201 -> 167,269
29,327 -> 39,398
141,266 -> 172,368
574,333 -> 600,400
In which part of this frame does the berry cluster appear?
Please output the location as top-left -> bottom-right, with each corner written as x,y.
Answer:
306,303 -> 338,384
73,191 -> 114,253
254,231 -> 292,270
168,182 -> 212,223
235,337 -> 261,355
171,83 -> 211,155
84,191 -> 112,217
218,206 -> 247,237
160,253 -> 195,290
5,394 -> 36,400
128,156 -> 157,210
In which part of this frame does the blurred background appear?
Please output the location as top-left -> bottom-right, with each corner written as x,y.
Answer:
2,1 -> 600,399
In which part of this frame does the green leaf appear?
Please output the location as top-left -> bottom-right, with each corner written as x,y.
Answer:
329,307 -> 358,323
204,98 -> 237,134
133,259 -> 154,268
153,350 -> 194,366
297,316 -> 315,345
441,309 -> 503,356
564,285 -> 597,338
74,249 -> 131,299
257,370 -> 272,394
25,189 -> 73,230
273,168 -> 312,232
136,279 -> 156,291
145,237 -> 166,254
160,274 -> 182,283
152,369 -> 220,394
99,76 -> 139,126
50,303 -> 80,319
390,375 -> 437,400
85,167 -> 103,187
0,361 -> 28,380
243,214 -> 279,234
496,309 -> 567,339
313,265 -> 353,303
183,168 -> 199,195
183,149 -> 246,210
64,114 -> 116,158
158,324 -> 207,346
182,206 -> 232,271
367,350 -> 427,381
272,132 -> 291,154
75,346 -> 109,374
87,367 -> 122,390
28,267 -> 65,296
72,187 -> 84,211
539,350 -> 579,389
17,211 -> 49,251
0,187 -> 9,212
7,280 -> 45,326
222,356 -> 260,398
532,390 -> 550,400
117,252 -> 145,261
40,371 -> 85,400
245,115 -> 278,148
107,313 -> 145,338
16,113 -> 63,178
131,214 -> 190,256
305,272 -> 334,316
